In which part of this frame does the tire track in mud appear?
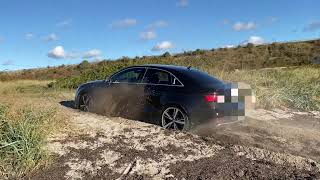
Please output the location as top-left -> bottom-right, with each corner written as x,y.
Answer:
32,108 -> 320,179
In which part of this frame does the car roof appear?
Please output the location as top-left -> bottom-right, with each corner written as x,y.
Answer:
131,64 -> 190,72
123,64 -> 225,89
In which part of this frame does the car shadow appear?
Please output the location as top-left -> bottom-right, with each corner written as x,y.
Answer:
59,100 -> 76,109
59,100 -> 159,126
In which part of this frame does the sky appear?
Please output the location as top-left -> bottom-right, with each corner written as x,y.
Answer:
0,0 -> 320,71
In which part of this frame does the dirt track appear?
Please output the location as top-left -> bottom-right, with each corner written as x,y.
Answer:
31,104 -> 320,179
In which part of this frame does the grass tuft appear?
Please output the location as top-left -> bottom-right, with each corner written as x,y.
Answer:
0,104 -> 57,179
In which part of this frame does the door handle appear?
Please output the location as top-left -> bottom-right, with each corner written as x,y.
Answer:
145,86 -> 160,96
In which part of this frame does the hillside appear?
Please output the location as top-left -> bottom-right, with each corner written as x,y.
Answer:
1,39 -> 320,88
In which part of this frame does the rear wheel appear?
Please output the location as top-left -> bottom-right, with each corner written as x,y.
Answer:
161,106 -> 190,131
79,93 -> 91,112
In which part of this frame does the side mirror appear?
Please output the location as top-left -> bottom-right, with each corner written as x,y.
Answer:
105,78 -> 111,84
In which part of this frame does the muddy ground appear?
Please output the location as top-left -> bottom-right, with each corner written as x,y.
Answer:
30,102 -> 320,180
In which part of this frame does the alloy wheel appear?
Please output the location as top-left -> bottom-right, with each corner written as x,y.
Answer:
161,107 -> 187,130
80,94 -> 91,112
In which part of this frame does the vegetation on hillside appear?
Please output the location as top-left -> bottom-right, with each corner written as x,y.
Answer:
1,39 -> 320,83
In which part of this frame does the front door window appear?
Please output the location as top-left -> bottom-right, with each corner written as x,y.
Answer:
111,68 -> 146,83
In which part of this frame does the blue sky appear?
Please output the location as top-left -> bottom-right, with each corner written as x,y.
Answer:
0,0 -> 320,70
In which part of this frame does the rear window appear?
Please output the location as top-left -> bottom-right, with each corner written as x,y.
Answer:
143,69 -> 172,85
142,68 -> 183,86
183,69 -> 224,86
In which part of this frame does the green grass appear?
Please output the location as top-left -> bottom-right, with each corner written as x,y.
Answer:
0,104 -> 57,179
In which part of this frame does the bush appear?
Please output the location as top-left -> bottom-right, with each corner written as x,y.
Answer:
162,52 -> 171,57
77,60 -> 90,70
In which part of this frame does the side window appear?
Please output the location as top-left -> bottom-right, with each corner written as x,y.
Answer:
143,69 -> 179,85
111,68 -> 146,83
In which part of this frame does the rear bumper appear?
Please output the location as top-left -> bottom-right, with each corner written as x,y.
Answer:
189,102 -> 245,127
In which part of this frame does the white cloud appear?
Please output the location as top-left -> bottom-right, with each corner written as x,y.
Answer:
243,36 -> 266,45
303,21 -> 320,32
140,31 -> 157,40
233,22 -> 256,31
48,46 -> 65,59
152,41 -> 174,51
25,33 -> 34,40
43,33 -> 58,41
2,60 -> 14,66
83,49 -> 102,59
48,46 -> 102,59
223,45 -> 235,48
147,20 -> 169,29
177,0 -> 189,7
111,18 -> 137,28
56,19 -> 72,28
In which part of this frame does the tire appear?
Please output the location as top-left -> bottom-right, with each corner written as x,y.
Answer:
79,93 -> 92,112
161,106 -> 191,131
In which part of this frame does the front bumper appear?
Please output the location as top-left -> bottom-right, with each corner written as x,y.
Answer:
74,89 -> 81,109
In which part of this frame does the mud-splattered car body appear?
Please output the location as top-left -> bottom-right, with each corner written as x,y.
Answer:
75,64 -> 252,130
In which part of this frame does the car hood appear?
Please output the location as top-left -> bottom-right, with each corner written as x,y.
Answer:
82,80 -> 105,86
77,80 -> 107,90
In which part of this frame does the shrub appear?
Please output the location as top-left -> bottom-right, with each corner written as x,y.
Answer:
77,60 -> 90,70
162,52 -> 171,57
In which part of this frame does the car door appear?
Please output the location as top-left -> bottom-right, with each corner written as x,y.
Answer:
107,67 -> 146,117
142,68 -> 176,119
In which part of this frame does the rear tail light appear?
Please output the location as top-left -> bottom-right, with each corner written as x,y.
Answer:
205,92 -> 225,103
217,95 -> 225,103
205,93 -> 218,102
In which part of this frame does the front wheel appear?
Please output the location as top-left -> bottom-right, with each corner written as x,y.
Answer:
161,106 -> 190,131
79,93 -> 92,112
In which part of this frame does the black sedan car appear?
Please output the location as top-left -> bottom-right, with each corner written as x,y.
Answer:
75,64 -> 247,131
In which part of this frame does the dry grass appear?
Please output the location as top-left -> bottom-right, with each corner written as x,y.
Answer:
209,66 -> 320,111
0,80 -> 73,108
